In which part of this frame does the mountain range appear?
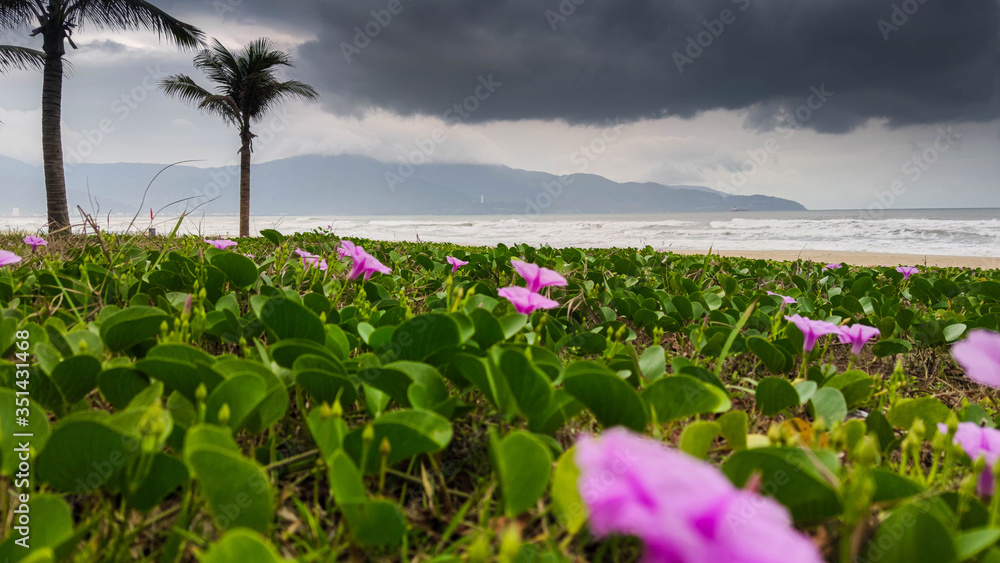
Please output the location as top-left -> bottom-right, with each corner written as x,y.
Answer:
0,154 -> 805,217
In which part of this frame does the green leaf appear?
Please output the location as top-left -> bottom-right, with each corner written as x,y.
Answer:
307,407 -> 349,461
824,370 -> 875,409
491,430 -> 553,517
680,421 -> 721,460
748,336 -> 791,374
551,446 -> 587,534
296,370 -> 358,409
642,375 -> 730,423
809,387 -> 848,426
563,361 -> 647,432
135,358 -> 222,405
870,469 -> 924,504
638,345 -> 666,380
341,500 -> 407,548
384,314 -> 462,361
49,355 -> 101,404
0,388 -> 50,478
957,528 -> 1000,561
723,447 -> 842,523
342,409 -> 453,474
99,307 -> 170,352
125,453 -> 189,513
944,323 -> 968,343
199,529 -> 286,562
36,420 -> 132,493
717,410 -> 748,451
872,338 -> 913,358
0,494 -> 73,561
205,374 -> 268,431
211,252 -> 260,289
97,368 -> 151,410
499,349 -> 553,422
755,377 -> 800,416
186,447 -> 273,532
887,397 -> 951,431
327,450 -> 367,505
862,504 -> 957,563
259,229 -> 285,245
253,296 -> 325,344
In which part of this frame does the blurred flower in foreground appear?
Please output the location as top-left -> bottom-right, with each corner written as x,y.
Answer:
447,256 -> 469,273
498,286 -> 559,315
23,235 -> 47,250
205,239 -> 237,250
952,329 -> 1000,389
938,421 -> 1000,497
837,324 -> 881,355
0,250 -> 21,267
296,248 -> 328,272
766,291 -> 797,305
785,314 -> 841,352
896,266 -> 919,280
576,428 -> 822,563
512,259 -> 567,293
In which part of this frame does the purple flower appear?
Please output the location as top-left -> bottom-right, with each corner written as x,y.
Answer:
896,266 -> 919,280
766,291 -> 797,305
937,422 -> 1000,497
576,428 -> 822,563
952,329 -> 1000,389
295,248 -> 328,271
0,250 -> 22,267
837,324 -> 881,355
498,286 -> 559,315
338,241 -> 391,281
206,239 -> 237,250
785,314 -> 841,352
23,236 -> 47,250
511,259 -> 567,293
446,256 -> 469,273
823,263 -> 842,271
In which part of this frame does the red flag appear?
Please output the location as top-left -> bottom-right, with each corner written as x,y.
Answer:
150,208 -> 154,220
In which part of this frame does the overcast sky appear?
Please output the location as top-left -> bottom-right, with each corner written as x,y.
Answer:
2,0 -> 1000,210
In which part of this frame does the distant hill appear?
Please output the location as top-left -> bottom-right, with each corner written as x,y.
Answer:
0,154 -> 806,217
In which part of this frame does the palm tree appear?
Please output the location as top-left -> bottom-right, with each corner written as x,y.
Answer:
0,45 -> 44,125
0,1 -> 204,235
160,38 -> 318,238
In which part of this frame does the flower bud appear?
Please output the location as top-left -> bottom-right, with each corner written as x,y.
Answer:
379,437 -> 392,457
218,404 -> 231,426
195,383 -> 208,403
362,423 -> 375,444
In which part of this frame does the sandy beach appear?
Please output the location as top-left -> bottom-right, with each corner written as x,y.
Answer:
673,249 -> 1000,269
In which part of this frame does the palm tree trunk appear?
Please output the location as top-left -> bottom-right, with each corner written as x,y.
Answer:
239,133 -> 252,238
41,46 -> 69,235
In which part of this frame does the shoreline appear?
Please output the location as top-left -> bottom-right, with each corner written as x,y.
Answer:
671,249 -> 1000,269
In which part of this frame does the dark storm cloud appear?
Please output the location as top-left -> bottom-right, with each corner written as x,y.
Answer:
169,0 -> 1000,133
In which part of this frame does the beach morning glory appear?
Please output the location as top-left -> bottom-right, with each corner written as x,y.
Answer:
785,314 -> 842,352
23,236 -> 47,250
937,422 -> 1000,497
896,266 -> 919,280
498,286 -> 559,315
952,329 -> 1000,389
338,241 -> 391,281
206,239 -> 237,250
838,324 -> 881,355
824,263 -> 842,271
0,250 -> 21,267
511,259 -> 568,293
766,291 -> 797,305
576,428 -> 822,563
295,248 -> 328,271
447,256 -> 468,273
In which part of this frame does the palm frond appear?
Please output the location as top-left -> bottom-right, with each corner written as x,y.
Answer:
0,44 -> 43,71
0,1 -> 35,29
69,0 -> 204,50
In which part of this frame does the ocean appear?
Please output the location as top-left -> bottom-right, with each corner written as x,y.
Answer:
3,208 -> 999,257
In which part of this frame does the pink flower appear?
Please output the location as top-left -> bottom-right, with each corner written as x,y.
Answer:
511,259 -> 567,293
498,286 -> 559,315
837,324 -> 881,355
23,236 -> 47,250
206,239 -> 237,250
938,422 -> 1000,497
0,250 -> 21,267
338,241 -> 391,281
785,314 -> 841,352
953,329 -> 1000,389
766,291 -> 797,305
447,256 -> 469,273
823,263 -> 842,271
896,266 -> 919,280
295,248 -> 328,271
576,428 -> 822,563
